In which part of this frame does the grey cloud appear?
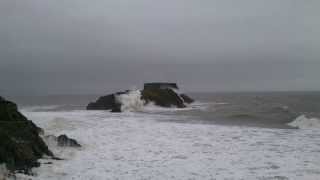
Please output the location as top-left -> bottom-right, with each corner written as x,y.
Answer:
0,0 -> 319,95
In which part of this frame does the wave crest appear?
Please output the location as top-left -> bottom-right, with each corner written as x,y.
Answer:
116,90 -> 145,112
288,115 -> 320,129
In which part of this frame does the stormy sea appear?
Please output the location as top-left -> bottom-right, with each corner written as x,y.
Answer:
8,91 -> 320,180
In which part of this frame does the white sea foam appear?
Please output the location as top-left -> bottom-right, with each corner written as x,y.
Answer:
114,89 -> 205,113
17,108 -> 320,180
0,164 -> 9,180
288,115 -> 320,129
142,101 -> 207,113
115,90 -> 145,112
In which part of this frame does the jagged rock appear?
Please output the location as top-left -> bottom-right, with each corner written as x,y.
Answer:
86,91 -> 128,111
180,94 -> 194,104
141,83 -> 194,108
57,135 -> 81,147
87,94 -> 117,110
111,105 -> 122,113
144,83 -> 178,90
0,97 -> 53,173
86,83 -> 194,111
44,135 -> 81,148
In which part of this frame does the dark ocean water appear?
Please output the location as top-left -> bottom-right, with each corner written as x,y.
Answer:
183,92 -> 320,128
7,91 -> 320,129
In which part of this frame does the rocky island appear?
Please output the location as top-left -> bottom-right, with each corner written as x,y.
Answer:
87,83 -> 194,112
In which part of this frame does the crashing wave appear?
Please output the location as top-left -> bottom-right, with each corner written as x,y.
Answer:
87,83 -> 194,112
288,115 -> 320,129
115,90 -> 145,112
0,164 -> 9,180
115,90 -> 201,113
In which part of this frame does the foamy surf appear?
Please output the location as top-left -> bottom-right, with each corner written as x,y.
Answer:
142,101 -> 207,113
14,107 -> 320,180
288,115 -> 320,129
116,90 -> 145,112
0,164 -> 10,180
113,89 -> 206,113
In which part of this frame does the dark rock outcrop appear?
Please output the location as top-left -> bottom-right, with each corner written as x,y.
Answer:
180,94 -> 194,104
87,94 -> 117,110
86,83 -> 194,111
0,97 -> 53,173
44,134 -> 81,148
144,83 -> 178,90
110,106 -> 122,113
141,83 -> 194,108
86,91 -> 126,111
141,88 -> 186,108
57,135 -> 81,147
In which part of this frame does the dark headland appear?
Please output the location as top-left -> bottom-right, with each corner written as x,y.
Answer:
0,97 -> 53,174
0,97 -> 81,177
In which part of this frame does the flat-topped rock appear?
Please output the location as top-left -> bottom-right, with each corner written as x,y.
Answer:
86,83 -> 194,112
144,83 -> 178,90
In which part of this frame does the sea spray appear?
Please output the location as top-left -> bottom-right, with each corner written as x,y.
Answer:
288,115 -> 320,129
0,164 -> 10,180
116,90 -> 145,112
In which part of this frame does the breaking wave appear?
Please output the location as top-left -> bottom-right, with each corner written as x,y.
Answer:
115,90 -> 145,112
0,164 -> 9,180
115,89 -> 200,113
288,115 -> 320,129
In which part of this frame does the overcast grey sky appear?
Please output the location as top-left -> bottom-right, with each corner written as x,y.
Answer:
0,0 -> 319,95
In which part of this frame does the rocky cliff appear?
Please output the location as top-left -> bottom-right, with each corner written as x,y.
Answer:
0,97 -> 53,173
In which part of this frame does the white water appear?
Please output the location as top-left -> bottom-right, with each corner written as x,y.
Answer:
115,89 -> 198,113
288,115 -> 320,129
0,164 -> 9,180
15,108 -> 320,180
115,90 -> 145,112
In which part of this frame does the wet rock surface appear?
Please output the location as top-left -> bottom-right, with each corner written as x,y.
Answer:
0,97 -> 53,173
44,135 -> 81,148
141,83 -> 193,108
180,94 -> 194,104
57,135 -> 81,147
141,88 -> 186,108
86,83 -> 194,112
86,94 -> 117,110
